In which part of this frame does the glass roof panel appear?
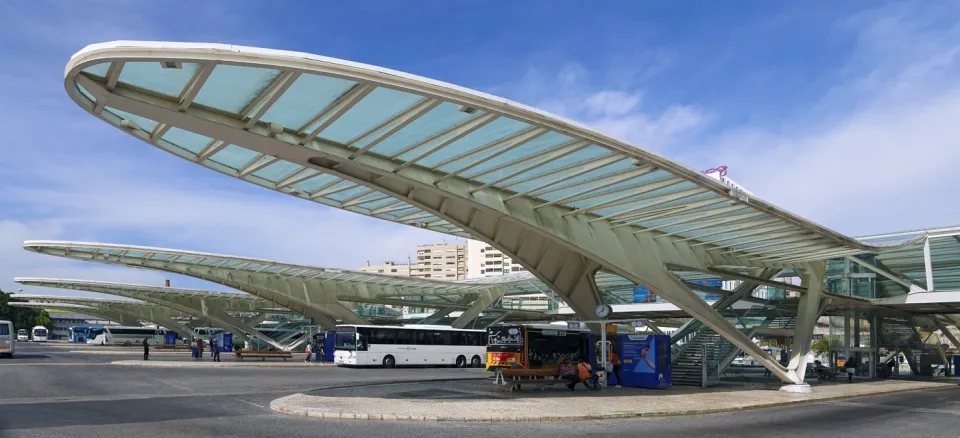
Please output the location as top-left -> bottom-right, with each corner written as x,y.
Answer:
194,64 -> 281,114
103,106 -> 159,133
473,143 -> 608,185
76,83 -> 96,103
118,62 -> 200,97
68,247 -> 94,252
161,127 -> 214,155
220,260 -> 243,268
99,249 -> 122,255
318,87 -> 424,144
124,251 -> 147,257
462,131 -> 575,178
82,62 -> 111,77
367,102 -> 477,156
292,173 -> 341,193
262,265 -> 286,273
260,73 -> 357,129
386,206 -> 421,217
327,186 -> 371,202
241,263 -> 265,271
411,117 -> 530,168
499,146 -> 612,189
176,255 -> 198,263
197,258 -> 221,266
251,160 -> 302,183
358,197 -> 400,210
149,253 -> 172,261
561,173 -> 679,208
208,145 -> 261,170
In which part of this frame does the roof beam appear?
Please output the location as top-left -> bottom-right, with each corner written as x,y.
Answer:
689,224 -> 799,247
178,63 -> 216,112
846,256 -> 926,293
533,166 -> 658,209
468,140 -> 591,194
242,71 -> 301,129
433,128 -> 548,182
589,187 -> 705,222
392,112 -> 498,170
704,266 -> 808,293
503,155 -> 625,199
298,83 -> 376,144
653,211 -> 768,239
348,98 -> 441,159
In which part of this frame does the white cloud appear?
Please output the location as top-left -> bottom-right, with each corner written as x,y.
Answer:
687,4 -> 960,236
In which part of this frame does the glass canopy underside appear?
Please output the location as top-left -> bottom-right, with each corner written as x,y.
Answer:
23,241 -> 724,306
65,42 -> 918,265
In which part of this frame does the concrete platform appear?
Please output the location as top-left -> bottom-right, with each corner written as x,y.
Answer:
270,379 -> 956,422
112,360 -> 336,368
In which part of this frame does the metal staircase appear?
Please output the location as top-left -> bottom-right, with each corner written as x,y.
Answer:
670,300 -> 798,386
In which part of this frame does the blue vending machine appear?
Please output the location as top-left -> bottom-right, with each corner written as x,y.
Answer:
312,331 -> 336,362
164,332 -> 178,345
617,334 -> 671,389
215,333 -> 233,352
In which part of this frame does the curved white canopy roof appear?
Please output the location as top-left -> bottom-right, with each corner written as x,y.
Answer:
62,41 -> 920,264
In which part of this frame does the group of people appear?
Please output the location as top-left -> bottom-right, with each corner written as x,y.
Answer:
556,350 -> 622,391
303,343 -> 324,363
187,337 -> 221,362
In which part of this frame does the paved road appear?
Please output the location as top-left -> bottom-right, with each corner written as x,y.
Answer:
2,343 -> 958,437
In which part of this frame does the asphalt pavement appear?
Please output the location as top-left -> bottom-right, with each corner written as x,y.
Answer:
2,342 -> 958,437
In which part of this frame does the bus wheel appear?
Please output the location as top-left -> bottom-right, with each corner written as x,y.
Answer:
470,355 -> 482,368
383,355 -> 396,369
456,355 -> 466,368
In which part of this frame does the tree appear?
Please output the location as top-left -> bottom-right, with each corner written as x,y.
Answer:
811,337 -> 831,357
0,288 -> 52,330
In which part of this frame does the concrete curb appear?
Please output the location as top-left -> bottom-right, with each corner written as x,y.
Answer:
111,360 -> 337,368
269,382 -> 955,422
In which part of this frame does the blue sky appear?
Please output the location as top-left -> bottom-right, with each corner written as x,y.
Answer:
1,1 -> 958,297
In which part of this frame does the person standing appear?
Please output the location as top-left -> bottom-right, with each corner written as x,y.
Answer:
142,337 -> 150,361
845,356 -> 857,383
197,338 -> 205,361
610,350 -> 622,388
317,343 -> 325,364
211,339 -> 220,362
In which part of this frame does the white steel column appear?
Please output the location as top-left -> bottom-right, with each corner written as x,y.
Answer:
923,237 -> 935,291
451,287 -> 506,328
199,299 -> 287,350
781,262 -> 826,392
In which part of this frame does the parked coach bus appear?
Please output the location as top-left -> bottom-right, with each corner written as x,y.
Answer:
485,324 -> 592,370
0,320 -> 14,357
68,326 -> 103,343
31,326 -> 49,342
334,324 -> 486,368
87,326 -> 165,345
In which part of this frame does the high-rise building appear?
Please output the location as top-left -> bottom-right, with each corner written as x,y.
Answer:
413,242 -> 466,280
465,239 -> 526,279
357,260 -> 413,276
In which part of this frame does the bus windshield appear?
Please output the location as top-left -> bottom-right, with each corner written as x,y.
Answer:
33,328 -> 47,336
335,329 -> 356,351
486,325 -> 523,353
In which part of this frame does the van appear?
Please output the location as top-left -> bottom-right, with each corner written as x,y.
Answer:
0,320 -> 14,358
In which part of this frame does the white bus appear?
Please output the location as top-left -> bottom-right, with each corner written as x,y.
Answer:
87,326 -> 165,345
192,327 -> 225,341
0,320 -> 14,357
334,324 -> 486,368
17,329 -> 29,342
31,326 -> 48,342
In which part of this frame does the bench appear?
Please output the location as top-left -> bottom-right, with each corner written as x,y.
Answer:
494,365 -> 600,392
153,344 -> 191,351
234,350 -> 293,361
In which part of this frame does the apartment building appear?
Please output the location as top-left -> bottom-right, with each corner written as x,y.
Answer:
465,239 -> 526,279
357,260 -> 412,276
414,242 -> 466,280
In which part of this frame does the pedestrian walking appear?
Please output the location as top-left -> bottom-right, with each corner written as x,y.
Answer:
211,338 -> 220,362
317,343 -> 325,363
610,350 -> 622,388
845,356 -> 857,383
142,337 -> 150,361
197,338 -> 205,361
304,343 -> 312,362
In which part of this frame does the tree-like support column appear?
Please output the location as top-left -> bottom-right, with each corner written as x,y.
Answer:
198,299 -> 290,350
451,287 -> 506,328
780,262 -> 826,393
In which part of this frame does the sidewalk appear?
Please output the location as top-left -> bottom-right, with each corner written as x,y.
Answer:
270,379 -> 956,422
113,360 -> 337,368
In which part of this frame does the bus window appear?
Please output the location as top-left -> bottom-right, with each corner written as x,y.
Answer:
395,329 -> 414,345
334,328 -> 357,351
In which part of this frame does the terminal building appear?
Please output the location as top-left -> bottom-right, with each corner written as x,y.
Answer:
12,40 -> 960,392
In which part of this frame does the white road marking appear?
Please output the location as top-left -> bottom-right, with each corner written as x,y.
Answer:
238,399 -> 265,408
